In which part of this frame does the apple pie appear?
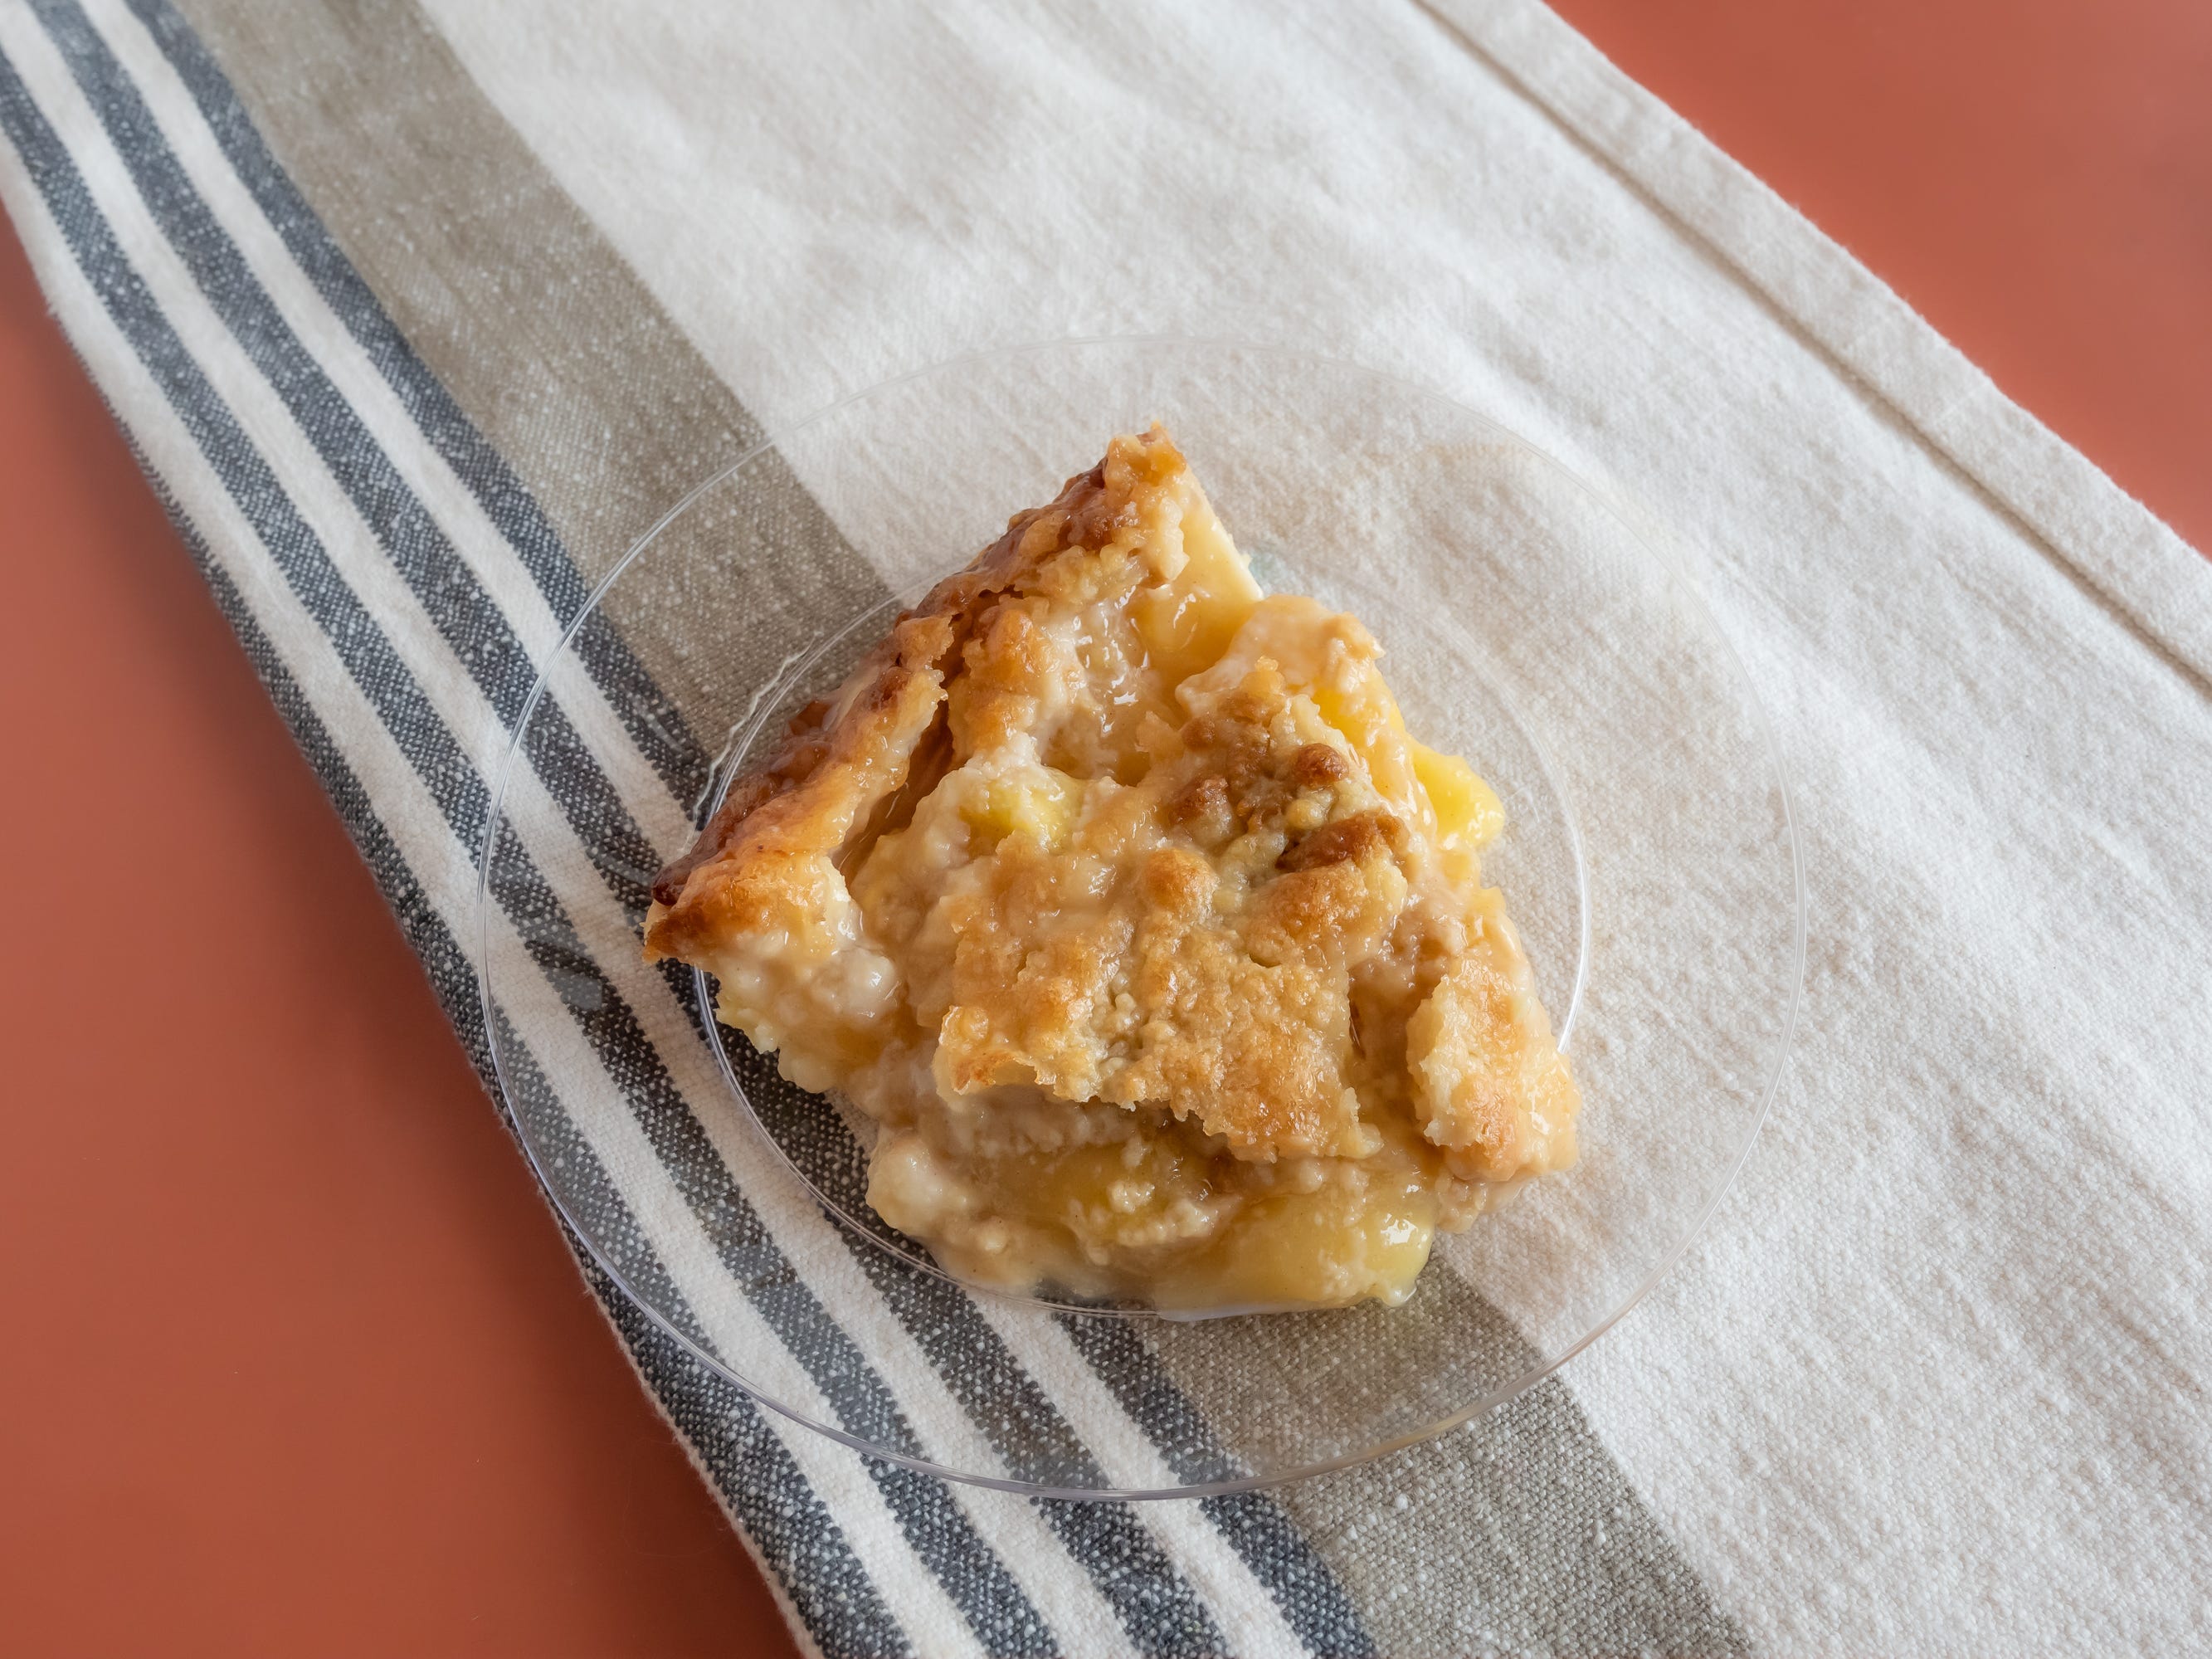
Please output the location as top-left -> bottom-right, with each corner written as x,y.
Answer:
645,427 -> 1578,1310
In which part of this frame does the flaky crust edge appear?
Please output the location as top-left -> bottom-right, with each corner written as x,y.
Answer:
641,425 -> 1186,964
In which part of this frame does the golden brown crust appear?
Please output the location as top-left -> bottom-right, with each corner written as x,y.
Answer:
1276,808 -> 1407,874
925,661 -> 1405,1161
644,427 -> 1191,959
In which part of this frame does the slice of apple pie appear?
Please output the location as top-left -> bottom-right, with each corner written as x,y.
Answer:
645,427 -> 1577,1310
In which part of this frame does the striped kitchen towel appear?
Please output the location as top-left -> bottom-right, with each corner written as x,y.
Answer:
2,2 -> 2205,1654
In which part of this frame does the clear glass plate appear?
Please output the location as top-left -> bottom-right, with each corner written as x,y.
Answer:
477,338 -> 1803,1498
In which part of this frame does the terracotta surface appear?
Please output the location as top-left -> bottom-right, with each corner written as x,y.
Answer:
1,5 -> 2203,1654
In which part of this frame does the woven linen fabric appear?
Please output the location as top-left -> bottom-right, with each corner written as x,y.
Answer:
4,0 -> 2207,1653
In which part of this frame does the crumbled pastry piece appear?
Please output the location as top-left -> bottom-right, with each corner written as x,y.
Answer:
646,427 -> 1578,1310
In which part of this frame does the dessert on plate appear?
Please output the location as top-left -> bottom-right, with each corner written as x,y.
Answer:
645,427 -> 1578,1310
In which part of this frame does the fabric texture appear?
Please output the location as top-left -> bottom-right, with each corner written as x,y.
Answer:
2,0 -> 2205,1653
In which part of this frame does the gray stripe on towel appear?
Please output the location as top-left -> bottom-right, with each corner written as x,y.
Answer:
125,456 -> 909,1658
166,0 -> 885,751
1148,1271 -> 1751,1658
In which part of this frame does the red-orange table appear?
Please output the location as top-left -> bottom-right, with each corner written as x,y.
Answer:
3,4 -> 2204,1652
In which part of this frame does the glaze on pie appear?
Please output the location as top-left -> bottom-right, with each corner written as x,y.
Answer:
645,427 -> 1578,1310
